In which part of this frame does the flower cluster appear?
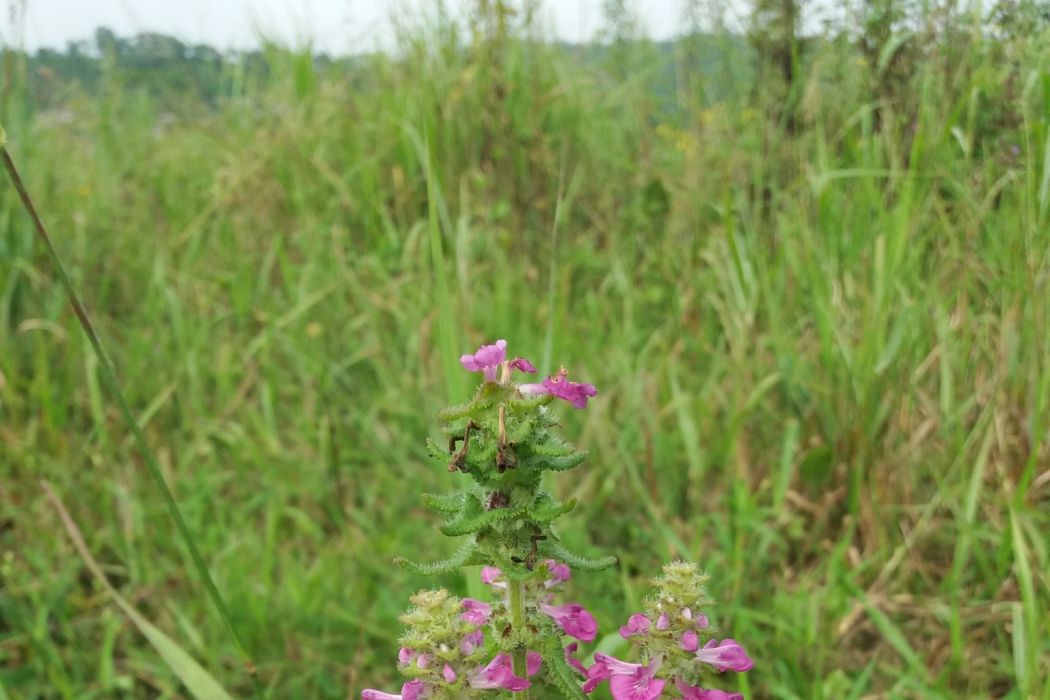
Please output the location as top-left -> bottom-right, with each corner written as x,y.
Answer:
362,589 -> 536,699
460,339 -> 597,409
580,562 -> 753,699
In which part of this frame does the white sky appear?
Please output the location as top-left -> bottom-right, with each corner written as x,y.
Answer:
7,0 -> 719,54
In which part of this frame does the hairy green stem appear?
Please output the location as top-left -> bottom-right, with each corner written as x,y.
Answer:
0,140 -> 263,698
508,578 -> 531,699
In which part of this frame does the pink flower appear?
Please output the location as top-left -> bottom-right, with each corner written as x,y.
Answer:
397,647 -> 413,664
460,340 -> 537,383
510,357 -> 537,374
442,664 -> 457,683
539,602 -> 598,642
481,566 -> 504,585
681,630 -> 699,652
564,643 -> 587,676
460,630 -> 484,655
544,560 -> 571,587
461,599 -> 492,626
460,340 -> 507,382
583,653 -> 665,699
527,652 -> 543,676
695,639 -> 754,672
362,680 -> 427,700
675,678 -> 743,700
695,613 -> 710,630
620,613 -> 651,639
468,653 -> 531,691
520,368 -> 597,409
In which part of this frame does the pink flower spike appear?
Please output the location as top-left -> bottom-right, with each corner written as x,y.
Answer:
542,368 -> 598,409
540,602 -> 598,642
681,630 -> 699,652
442,664 -> 457,683
675,678 -> 743,700
509,357 -> 537,374
469,653 -> 531,691
696,639 -> 754,672
460,340 -> 507,382
461,599 -> 492,626
527,652 -> 543,676
564,643 -> 587,677
619,613 -> 651,639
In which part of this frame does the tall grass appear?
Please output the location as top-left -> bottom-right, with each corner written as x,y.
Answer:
1,7 -> 1048,699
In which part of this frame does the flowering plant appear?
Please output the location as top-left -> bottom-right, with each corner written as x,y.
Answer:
363,340 -> 753,699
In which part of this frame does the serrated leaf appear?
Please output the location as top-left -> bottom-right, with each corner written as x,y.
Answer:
541,540 -> 616,572
396,539 -> 479,575
421,492 -> 464,514
441,500 -> 526,536
519,451 -> 586,471
528,494 -> 576,523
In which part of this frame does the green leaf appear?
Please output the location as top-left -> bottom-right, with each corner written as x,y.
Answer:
441,495 -> 526,536
396,538 -> 479,575
528,494 -> 576,523
541,540 -> 616,571
421,492 -> 465,514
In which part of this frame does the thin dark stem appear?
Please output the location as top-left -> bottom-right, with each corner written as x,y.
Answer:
1,143 -> 263,697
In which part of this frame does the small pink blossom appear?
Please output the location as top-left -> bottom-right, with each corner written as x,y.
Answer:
620,613 -> 651,639
442,664 -> 457,683
675,678 -> 743,700
362,679 -> 427,700
681,630 -> 699,652
539,602 -> 598,642
583,653 -> 665,699
481,566 -> 504,584
655,614 -> 669,630
527,652 -> 543,676
468,653 -> 531,691
544,559 -> 571,587
519,368 -> 597,409
510,357 -> 537,374
695,639 -> 754,672
460,630 -> 484,655
460,599 -> 492,626
460,340 -> 507,382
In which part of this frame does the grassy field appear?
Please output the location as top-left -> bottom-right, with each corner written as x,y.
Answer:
1,6 -> 1048,699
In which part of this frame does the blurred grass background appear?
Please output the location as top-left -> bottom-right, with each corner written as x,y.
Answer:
1,1 -> 1048,698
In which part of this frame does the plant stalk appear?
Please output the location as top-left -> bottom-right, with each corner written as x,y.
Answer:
508,578 -> 531,699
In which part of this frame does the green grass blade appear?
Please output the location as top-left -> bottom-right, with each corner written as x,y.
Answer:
1,141 -> 261,696
43,481 -> 235,700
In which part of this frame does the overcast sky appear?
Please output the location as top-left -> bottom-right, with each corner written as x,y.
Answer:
6,1 -> 732,53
